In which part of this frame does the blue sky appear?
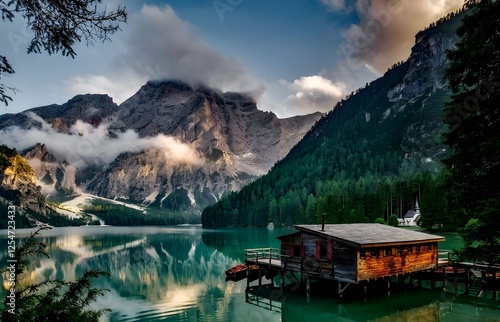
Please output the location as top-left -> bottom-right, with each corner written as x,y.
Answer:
0,0 -> 461,117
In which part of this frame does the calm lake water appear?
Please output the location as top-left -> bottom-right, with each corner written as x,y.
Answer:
1,227 -> 499,322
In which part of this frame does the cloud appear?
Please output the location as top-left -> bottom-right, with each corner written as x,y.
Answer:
284,75 -> 346,114
321,0 -> 348,11
340,0 -> 463,74
65,4 -> 264,104
64,74 -> 143,107
0,112 -> 204,169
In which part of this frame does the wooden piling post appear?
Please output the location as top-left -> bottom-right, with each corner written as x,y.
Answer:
280,271 -> 285,290
493,270 -> 498,299
387,277 -> 391,297
431,269 -> 436,289
465,267 -> 470,295
246,263 -> 250,289
443,268 -> 447,290
399,274 -> 405,291
454,266 -> 459,295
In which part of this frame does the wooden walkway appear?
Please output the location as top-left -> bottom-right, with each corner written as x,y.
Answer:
438,250 -> 500,270
245,248 -> 285,269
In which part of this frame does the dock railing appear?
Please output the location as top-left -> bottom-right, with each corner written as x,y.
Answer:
245,248 -> 288,268
438,249 -> 453,266
438,250 -> 500,271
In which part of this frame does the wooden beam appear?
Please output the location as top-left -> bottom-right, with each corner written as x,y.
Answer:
465,267 -> 470,295
493,270 -> 497,299
338,281 -> 351,298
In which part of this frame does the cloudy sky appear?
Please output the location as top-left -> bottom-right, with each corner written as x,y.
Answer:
0,0 -> 462,118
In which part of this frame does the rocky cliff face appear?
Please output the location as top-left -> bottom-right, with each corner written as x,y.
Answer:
0,82 -> 321,212
87,81 -> 322,208
383,15 -> 464,173
24,143 -> 79,197
0,146 -> 49,215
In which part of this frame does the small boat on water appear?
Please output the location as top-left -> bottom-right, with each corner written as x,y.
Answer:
225,264 -> 259,281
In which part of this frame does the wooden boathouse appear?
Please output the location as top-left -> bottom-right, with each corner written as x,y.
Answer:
243,223 -> 446,297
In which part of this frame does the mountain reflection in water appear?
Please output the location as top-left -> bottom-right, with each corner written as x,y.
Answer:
0,227 -> 498,322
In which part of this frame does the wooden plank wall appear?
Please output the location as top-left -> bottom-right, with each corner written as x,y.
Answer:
357,243 -> 438,281
280,234 -> 302,272
302,234 -> 335,280
333,242 -> 356,282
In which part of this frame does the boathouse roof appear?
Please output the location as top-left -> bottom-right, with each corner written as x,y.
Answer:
290,223 -> 444,248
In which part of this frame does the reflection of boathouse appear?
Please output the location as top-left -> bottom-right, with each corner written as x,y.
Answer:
245,285 -> 500,322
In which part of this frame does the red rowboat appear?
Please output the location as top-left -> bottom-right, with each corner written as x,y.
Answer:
225,264 -> 259,281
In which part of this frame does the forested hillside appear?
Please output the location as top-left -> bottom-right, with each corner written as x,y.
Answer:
202,13 -> 465,229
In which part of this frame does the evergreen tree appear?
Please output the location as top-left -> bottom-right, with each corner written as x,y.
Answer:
443,0 -> 500,263
0,0 -> 127,105
388,214 -> 399,227
1,227 -> 110,321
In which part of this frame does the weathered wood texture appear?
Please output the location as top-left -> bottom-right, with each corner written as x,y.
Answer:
279,233 -> 302,271
294,224 -> 444,248
277,228 -> 442,284
333,242 -> 356,282
357,243 -> 438,281
301,234 -> 334,280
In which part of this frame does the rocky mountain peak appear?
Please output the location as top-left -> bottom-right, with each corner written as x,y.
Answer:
0,93 -> 119,132
0,146 -> 49,215
24,143 -> 56,163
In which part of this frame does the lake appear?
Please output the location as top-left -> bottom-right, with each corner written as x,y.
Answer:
1,227 -> 499,321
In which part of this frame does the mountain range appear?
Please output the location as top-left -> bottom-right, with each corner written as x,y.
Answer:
0,81 -> 321,218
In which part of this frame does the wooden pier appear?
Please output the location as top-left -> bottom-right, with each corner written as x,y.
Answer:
245,248 -> 284,269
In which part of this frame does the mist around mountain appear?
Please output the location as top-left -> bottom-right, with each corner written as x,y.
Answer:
202,11 -> 467,229
0,81 -> 321,224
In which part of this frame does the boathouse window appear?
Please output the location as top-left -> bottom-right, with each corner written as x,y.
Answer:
398,248 -> 403,255
408,246 -> 413,254
427,244 -> 433,251
315,240 -> 332,260
360,250 -> 366,258
370,249 -> 377,258
290,245 -> 305,258
416,246 -> 421,254
383,248 -> 392,256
